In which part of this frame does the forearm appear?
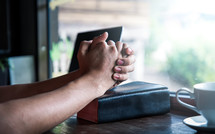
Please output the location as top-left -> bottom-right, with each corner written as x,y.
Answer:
0,70 -> 82,103
0,73 -> 103,134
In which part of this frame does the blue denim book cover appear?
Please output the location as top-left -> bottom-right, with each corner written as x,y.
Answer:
77,81 -> 170,123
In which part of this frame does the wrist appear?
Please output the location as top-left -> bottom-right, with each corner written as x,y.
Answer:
85,70 -> 115,95
84,72 -> 107,97
67,72 -> 106,98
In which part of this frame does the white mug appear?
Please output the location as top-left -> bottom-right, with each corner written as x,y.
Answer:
176,82 -> 215,125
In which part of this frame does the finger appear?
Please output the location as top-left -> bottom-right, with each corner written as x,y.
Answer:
122,43 -> 134,57
122,43 -> 128,57
107,40 -> 118,56
117,55 -> 136,66
79,40 -> 93,55
112,73 -> 128,81
123,43 -> 128,48
107,40 -> 115,46
92,32 -> 108,46
114,64 -> 135,73
90,42 -> 108,50
125,47 -> 134,56
115,41 -> 123,53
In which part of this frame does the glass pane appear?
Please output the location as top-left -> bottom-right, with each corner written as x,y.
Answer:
48,0 -> 215,92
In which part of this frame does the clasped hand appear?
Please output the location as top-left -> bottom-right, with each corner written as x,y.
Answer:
77,32 -> 135,90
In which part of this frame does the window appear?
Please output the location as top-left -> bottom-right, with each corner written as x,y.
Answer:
48,0 -> 215,92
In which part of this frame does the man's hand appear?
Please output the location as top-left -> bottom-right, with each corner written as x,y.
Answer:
113,42 -> 135,83
77,32 -> 135,91
77,32 -> 118,91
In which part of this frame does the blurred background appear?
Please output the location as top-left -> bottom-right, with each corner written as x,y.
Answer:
1,0 -> 215,92
49,0 -> 215,91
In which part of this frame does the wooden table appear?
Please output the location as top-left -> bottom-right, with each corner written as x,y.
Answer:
43,110 -> 207,134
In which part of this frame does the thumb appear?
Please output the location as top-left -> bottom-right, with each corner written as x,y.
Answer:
78,40 -> 92,56
92,32 -> 108,46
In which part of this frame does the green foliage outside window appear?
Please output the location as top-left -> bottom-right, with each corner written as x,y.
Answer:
50,38 -> 74,62
146,17 -> 215,87
164,39 -> 215,87
50,42 -> 61,62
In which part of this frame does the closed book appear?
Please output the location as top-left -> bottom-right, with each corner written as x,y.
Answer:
77,81 -> 170,123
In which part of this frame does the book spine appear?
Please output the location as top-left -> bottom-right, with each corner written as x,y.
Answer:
97,89 -> 170,123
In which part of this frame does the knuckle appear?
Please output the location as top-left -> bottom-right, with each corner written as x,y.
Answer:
121,66 -> 128,73
116,41 -> 123,46
108,40 -> 115,45
125,55 -> 136,65
115,42 -> 122,49
124,58 -> 131,65
120,64 -> 135,73
96,42 -> 106,49
120,74 -> 128,81
110,45 -> 117,53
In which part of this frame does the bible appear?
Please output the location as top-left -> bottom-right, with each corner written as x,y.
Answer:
77,81 -> 170,123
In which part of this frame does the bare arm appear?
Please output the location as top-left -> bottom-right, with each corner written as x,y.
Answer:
0,32 -> 118,134
0,40 -> 135,103
0,70 -> 82,103
0,32 -> 135,134
0,73 -> 108,134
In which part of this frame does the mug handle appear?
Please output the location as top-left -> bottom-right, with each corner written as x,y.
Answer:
176,88 -> 200,114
